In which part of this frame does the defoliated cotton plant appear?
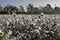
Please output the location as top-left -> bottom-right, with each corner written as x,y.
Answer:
0,13 -> 60,40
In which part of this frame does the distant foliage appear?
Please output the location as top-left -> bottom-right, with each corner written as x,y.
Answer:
0,4 -> 60,14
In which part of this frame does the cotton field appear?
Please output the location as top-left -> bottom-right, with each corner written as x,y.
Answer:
0,13 -> 60,40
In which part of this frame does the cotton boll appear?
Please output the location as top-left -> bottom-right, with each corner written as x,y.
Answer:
41,12 -> 44,16
20,22 -> 25,26
16,18 -> 19,21
35,26 -> 39,28
43,33 -> 48,38
56,23 -> 60,26
10,36 -> 17,40
32,23 -> 36,26
51,16 -> 55,20
0,30 -> 4,35
39,27 -> 42,30
40,23 -> 43,25
50,31 -> 54,34
21,33 -> 25,37
34,19 -> 38,22
8,30 -> 12,36
44,30 -> 49,33
33,18 -> 38,25
8,18 -> 12,22
51,21 -> 54,25
5,21 -> 10,26
47,20 -> 49,22
34,29 -> 39,33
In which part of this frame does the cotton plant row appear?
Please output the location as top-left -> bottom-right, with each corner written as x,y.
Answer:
0,13 -> 60,40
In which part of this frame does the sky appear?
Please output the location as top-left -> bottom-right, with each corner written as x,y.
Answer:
0,0 -> 60,8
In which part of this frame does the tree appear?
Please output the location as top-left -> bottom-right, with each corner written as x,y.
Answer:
26,4 -> 34,13
42,4 -> 54,14
32,7 -> 41,14
19,5 -> 25,12
4,5 -> 18,14
0,5 -> 3,11
54,6 -> 60,14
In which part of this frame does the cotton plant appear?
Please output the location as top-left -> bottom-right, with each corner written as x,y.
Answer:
0,13 -> 60,40
34,13 -> 59,40
0,30 -> 7,40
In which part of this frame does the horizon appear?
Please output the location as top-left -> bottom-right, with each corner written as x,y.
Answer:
0,0 -> 60,8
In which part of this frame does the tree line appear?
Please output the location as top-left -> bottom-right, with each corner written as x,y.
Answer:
0,4 -> 60,14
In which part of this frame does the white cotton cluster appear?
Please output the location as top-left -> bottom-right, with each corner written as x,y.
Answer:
0,13 -> 60,40
0,30 -> 4,35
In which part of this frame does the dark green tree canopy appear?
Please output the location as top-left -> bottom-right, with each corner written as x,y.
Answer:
0,4 -> 60,14
4,5 -> 18,14
19,5 -> 25,12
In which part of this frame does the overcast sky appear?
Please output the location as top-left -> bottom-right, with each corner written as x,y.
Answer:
0,0 -> 60,8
